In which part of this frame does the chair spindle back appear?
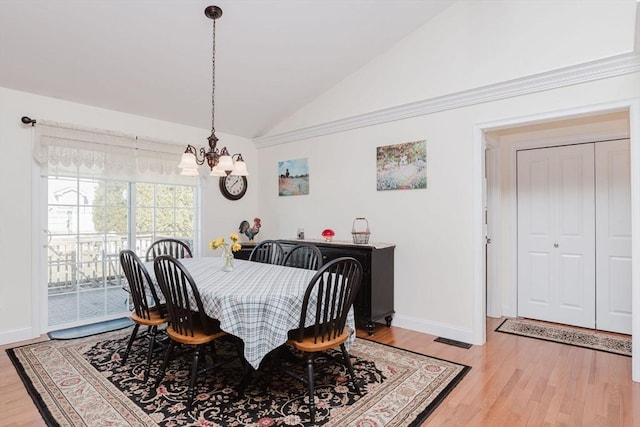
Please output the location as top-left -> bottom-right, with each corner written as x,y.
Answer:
249,240 -> 285,265
146,238 -> 192,262
292,257 -> 362,344
153,255 -> 213,337
283,244 -> 323,270
120,249 -> 164,319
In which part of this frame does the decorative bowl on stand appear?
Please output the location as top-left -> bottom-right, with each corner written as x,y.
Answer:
321,229 -> 335,242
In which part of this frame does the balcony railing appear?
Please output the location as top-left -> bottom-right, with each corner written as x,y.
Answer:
47,235 -> 178,294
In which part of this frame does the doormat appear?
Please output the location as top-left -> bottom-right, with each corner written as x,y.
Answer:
47,317 -> 133,340
496,318 -> 631,357
8,328 -> 469,426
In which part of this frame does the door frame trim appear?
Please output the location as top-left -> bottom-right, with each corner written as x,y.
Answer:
484,140 -> 502,318
473,98 -> 640,382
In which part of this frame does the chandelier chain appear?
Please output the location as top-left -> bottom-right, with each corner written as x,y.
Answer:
211,17 -> 216,135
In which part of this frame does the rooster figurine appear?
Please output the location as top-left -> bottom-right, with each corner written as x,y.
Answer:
239,217 -> 262,241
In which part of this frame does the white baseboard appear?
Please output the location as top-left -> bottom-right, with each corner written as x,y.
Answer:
0,327 -> 36,346
391,314 -> 478,345
503,304 -> 516,318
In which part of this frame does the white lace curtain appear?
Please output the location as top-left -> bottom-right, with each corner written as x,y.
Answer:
33,120 -> 196,184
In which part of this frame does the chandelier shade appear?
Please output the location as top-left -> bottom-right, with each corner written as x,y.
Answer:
178,5 -> 248,177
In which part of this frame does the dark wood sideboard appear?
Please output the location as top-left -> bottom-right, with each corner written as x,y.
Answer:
235,239 -> 395,335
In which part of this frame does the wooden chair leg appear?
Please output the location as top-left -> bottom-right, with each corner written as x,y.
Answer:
187,345 -> 202,408
144,325 -> 158,382
155,341 -> 174,388
305,355 -> 316,425
340,343 -> 362,395
122,323 -> 140,364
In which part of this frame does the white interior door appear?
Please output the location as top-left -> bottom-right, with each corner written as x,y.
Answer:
596,139 -> 632,334
517,144 -> 596,328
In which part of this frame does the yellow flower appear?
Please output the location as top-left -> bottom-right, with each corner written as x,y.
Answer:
210,234 -> 242,253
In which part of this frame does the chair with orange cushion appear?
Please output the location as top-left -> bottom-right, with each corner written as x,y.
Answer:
153,255 -> 248,408
119,249 -> 168,382
271,257 -> 364,424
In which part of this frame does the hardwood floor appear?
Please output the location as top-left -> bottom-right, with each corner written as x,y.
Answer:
0,335 -> 49,427
1,318 -> 638,426
357,318 -> 640,426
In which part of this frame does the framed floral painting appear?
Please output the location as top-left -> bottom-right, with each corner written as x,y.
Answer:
376,140 -> 426,191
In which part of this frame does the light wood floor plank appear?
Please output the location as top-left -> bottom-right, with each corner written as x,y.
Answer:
0,336 -> 49,427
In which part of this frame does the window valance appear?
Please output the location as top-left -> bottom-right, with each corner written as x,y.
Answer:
33,120 -> 196,184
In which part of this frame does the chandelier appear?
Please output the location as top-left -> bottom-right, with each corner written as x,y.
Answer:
178,5 -> 248,177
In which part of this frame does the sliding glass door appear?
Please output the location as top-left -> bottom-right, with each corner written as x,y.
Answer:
47,176 -> 196,329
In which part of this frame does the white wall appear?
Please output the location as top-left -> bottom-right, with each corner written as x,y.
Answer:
257,74 -> 640,343
0,87 -> 257,344
256,0 -> 640,343
1,0 -> 637,348
270,0 -> 637,134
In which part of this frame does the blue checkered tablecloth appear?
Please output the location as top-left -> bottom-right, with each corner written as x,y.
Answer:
146,257 -> 355,369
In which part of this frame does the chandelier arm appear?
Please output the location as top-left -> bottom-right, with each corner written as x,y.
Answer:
193,146 -> 207,165
182,144 -> 206,166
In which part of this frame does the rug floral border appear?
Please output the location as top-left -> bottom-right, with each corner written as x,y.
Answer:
495,318 -> 631,357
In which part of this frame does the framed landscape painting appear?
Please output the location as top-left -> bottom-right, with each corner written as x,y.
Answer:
376,140 -> 426,191
278,158 -> 309,196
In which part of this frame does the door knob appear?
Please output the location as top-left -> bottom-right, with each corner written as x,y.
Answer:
553,243 -> 559,248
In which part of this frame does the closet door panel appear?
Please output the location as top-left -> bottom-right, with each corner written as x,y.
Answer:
517,144 -> 595,328
596,139 -> 631,334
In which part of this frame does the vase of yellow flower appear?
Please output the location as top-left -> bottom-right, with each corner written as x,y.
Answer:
209,233 -> 241,272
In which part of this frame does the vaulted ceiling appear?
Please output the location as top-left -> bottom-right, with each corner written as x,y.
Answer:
0,0 -> 455,138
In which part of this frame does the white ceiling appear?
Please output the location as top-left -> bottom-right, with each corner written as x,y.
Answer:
0,0 -> 454,138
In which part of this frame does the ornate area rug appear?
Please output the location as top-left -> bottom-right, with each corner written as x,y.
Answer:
7,328 -> 469,426
496,318 -> 631,357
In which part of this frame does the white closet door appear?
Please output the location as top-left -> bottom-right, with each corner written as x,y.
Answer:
596,139 -> 631,334
517,144 -> 596,328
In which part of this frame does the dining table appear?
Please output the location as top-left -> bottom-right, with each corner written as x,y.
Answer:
145,256 -> 356,369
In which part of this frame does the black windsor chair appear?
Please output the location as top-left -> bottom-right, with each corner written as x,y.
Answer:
153,255 -> 248,408
119,249 -> 168,382
145,238 -> 192,262
248,239 -> 285,265
269,256 -> 364,424
282,243 -> 323,270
